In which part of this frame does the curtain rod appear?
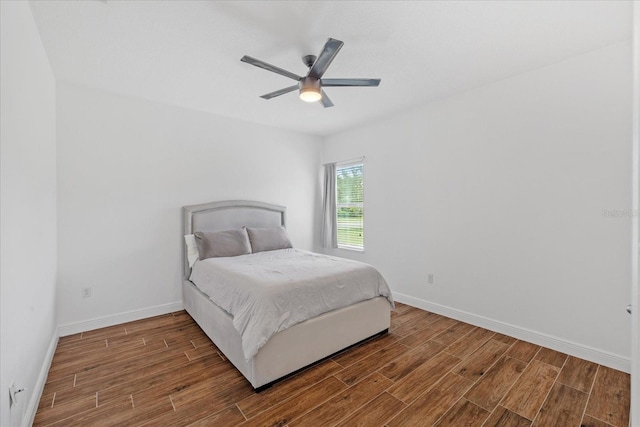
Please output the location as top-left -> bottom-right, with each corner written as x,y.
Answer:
323,156 -> 365,166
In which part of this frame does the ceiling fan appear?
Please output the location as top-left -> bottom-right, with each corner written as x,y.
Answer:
241,38 -> 381,108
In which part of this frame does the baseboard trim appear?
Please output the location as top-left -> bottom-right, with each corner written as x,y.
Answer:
24,330 -> 58,427
58,301 -> 184,337
393,292 -> 631,373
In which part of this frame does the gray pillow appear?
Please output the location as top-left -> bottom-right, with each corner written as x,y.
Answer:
245,227 -> 293,253
194,229 -> 251,259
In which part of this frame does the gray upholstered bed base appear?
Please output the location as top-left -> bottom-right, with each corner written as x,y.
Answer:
183,280 -> 390,390
182,200 -> 391,390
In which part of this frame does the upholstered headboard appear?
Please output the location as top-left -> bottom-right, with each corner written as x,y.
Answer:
182,200 -> 287,279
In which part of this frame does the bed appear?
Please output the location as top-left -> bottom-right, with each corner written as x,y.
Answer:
182,200 -> 392,391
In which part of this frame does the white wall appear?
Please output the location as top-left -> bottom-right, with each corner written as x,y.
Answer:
322,41 -> 632,368
630,1 -> 639,421
0,2 -> 58,426
56,82 -> 322,330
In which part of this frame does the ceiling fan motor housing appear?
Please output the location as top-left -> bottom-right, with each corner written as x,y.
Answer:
299,76 -> 320,90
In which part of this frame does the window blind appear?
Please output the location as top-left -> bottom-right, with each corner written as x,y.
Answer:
336,162 -> 364,250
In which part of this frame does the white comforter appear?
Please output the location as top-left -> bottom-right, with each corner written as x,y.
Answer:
189,248 -> 393,360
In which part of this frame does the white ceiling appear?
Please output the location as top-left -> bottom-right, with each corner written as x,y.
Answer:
30,0 -> 632,136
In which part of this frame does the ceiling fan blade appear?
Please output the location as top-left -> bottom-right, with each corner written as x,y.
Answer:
260,85 -> 299,100
321,78 -> 381,87
308,38 -> 344,79
320,90 -> 334,108
241,56 -> 302,81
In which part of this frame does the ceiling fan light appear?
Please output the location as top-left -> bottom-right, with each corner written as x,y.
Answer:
299,77 -> 322,102
300,87 -> 322,102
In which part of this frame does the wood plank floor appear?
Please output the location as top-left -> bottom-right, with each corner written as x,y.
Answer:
34,303 -> 631,426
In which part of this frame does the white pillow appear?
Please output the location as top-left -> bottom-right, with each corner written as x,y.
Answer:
184,234 -> 199,268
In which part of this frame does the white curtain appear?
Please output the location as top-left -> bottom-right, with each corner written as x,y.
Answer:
321,163 -> 338,248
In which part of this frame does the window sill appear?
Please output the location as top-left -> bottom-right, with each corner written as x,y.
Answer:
337,245 -> 365,253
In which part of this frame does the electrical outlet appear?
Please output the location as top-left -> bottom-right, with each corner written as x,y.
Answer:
82,287 -> 92,298
428,274 -> 434,284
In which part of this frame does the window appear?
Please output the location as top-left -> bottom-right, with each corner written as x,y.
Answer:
336,162 -> 364,250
